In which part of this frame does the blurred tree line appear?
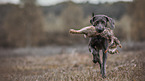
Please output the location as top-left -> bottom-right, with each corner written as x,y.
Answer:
0,0 -> 45,48
129,0 -> 145,41
0,0 -> 144,48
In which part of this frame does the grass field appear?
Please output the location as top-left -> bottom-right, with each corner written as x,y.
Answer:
0,50 -> 144,81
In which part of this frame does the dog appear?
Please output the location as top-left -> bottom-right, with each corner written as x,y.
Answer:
88,13 -> 115,78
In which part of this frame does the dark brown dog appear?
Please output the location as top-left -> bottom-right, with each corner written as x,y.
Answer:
89,13 -> 115,78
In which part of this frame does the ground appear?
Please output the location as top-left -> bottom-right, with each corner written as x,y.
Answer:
0,49 -> 145,81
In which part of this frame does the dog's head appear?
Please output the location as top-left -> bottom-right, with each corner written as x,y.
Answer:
90,13 -> 115,33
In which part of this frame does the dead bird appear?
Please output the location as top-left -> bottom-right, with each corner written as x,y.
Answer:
69,26 -> 122,54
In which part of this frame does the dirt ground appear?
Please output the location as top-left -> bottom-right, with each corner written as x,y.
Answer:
0,48 -> 145,81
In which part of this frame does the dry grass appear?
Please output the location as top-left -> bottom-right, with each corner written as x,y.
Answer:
0,50 -> 144,81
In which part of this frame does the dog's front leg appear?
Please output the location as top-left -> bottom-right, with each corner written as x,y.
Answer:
102,49 -> 107,78
102,39 -> 108,78
89,45 -> 102,69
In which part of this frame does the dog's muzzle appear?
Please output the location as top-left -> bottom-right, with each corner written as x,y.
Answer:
94,24 -> 104,33
96,28 -> 104,33
97,29 -> 104,33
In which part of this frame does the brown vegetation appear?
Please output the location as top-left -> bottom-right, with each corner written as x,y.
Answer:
0,49 -> 144,81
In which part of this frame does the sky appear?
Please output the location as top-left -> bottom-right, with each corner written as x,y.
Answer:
0,0 -> 133,6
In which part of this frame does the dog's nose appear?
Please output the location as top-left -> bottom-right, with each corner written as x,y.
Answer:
97,29 -> 103,33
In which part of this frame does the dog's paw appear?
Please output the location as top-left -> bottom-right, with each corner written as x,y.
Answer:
101,72 -> 107,78
92,60 -> 97,64
102,75 -> 107,78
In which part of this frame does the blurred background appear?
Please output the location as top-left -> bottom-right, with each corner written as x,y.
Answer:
0,0 -> 145,48
0,0 -> 145,81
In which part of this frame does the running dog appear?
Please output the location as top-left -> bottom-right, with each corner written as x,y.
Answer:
70,13 -> 118,78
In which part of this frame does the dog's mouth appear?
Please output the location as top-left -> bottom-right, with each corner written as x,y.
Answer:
97,29 -> 104,33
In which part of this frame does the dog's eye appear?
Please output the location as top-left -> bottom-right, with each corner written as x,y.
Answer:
101,21 -> 105,23
94,21 -> 98,26
96,21 -> 99,24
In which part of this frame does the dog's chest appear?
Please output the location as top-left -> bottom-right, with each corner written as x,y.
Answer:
90,35 -> 105,49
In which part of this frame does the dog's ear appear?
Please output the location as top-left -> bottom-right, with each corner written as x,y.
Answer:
90,12 -> 95,25
92,12 -> 95,17
105,16 -> 115,30
90,19 -> 93,25
90,18 -> 94,25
